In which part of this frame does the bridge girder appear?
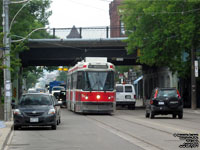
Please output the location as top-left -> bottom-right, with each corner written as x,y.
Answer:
20,38 -> 138,67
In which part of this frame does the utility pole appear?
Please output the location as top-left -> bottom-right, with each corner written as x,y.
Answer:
191,47 -> 197,110
2,0 -> 12,121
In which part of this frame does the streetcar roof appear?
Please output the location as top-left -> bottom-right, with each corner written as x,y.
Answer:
68,58 -> 114,74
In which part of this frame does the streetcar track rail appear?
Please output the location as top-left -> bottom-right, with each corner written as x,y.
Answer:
84,110 -> 200,150
120,110 -> 200,132
85,115 -> 165,150
113,115 -> 173,135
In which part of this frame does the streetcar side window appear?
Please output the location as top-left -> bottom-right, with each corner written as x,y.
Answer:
73,72 -> 77,89
104,71 -> 114,90
77,71 -> 83,89
70,75 -> 73,89
67,78 -> 70,90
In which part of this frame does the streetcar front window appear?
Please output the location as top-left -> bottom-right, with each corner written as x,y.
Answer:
83,71 -> 114,91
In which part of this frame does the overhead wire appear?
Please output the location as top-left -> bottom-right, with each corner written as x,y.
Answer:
132,8 -> 200,15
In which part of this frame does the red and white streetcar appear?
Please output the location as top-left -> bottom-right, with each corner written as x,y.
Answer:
66,57 -> 116,114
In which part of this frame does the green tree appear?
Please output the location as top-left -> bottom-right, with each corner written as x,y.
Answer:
0,0 -> 53,101
24,66 -> 44,89
56,71 -> 67,83
120,0 -> 200,78
0,0 -> 52,74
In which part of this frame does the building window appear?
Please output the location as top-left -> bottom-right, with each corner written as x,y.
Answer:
120,20 -> 125,35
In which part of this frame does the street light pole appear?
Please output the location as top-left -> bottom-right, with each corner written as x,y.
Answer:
2,0 -> 12,121
191,47 -> 197,110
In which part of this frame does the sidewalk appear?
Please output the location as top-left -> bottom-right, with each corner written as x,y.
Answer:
183,108 -> 200,114
0,121 -> 13,150
135,99 -> 145,108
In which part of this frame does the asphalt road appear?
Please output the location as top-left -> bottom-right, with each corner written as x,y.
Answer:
5,108 -> 200,150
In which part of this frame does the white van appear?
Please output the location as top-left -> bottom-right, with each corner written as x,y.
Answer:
116,84 -> 136,109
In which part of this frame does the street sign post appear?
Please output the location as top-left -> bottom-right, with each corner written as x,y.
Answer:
195,60 -> 198,77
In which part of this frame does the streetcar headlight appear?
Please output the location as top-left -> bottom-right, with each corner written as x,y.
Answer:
97,95 -> 101,99
108,96 -> 111,100
85,96 -> 88,100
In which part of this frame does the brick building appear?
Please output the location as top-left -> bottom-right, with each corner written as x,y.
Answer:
109,0 -> 125,37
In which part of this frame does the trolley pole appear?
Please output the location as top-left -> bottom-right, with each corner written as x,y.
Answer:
2,0 -> 12,121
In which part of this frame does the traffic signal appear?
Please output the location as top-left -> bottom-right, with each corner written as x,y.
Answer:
58,68 -> 68,71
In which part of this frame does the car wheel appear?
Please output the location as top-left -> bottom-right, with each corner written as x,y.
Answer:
128,105 -> 135,110
150,111 -> 154,119
14,125 -> 20,130
145,111 -> 150,118
52,124 -> 57,130
178,113 -> 183,119
59,117 -> 61,124
172,114 -> 176,119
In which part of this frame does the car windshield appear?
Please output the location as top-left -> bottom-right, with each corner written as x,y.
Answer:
83,71 -> 114,91
52,87 -> 65,91
36,88 -> 46,93
157,89 -> 178,98
19,95 -> 52,105
28,90 -> 37,93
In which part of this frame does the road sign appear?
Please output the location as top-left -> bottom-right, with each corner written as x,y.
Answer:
195,60 -> 198,77
119,74 -> 123,79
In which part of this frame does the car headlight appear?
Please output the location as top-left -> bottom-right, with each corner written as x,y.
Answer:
48,109 -> 56,115
13,109 -> 21,115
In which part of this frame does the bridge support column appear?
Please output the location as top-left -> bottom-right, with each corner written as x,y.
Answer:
18,67 -> 24,99
12,77 -> 19,104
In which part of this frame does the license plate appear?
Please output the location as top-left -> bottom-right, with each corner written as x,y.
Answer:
125,95 -> 131,99
158,101 -> 164,105
170,101 -> 178,104
30,118 -> 39,123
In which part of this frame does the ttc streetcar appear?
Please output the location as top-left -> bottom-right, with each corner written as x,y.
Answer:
66,57 -> 116,114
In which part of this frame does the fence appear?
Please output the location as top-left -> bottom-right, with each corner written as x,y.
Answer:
44,26 -> 126,39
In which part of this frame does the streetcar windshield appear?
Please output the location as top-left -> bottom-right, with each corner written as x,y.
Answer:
84,71 -> 114,91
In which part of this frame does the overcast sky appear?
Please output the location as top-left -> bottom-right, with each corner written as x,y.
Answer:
48,0 -> 113,28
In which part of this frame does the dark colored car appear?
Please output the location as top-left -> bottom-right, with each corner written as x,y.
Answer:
145,88 -> 183,119
58,90 -> 67,108
13,93 -> 61,130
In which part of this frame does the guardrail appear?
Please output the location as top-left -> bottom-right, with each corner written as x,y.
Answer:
46,26 -> 126,39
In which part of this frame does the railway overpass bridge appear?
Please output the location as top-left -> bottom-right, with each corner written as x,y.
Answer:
20,37 -> 137,67
19,27 -> 138,67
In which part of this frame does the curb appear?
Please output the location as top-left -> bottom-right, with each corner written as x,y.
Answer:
0,122 -> 13,150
